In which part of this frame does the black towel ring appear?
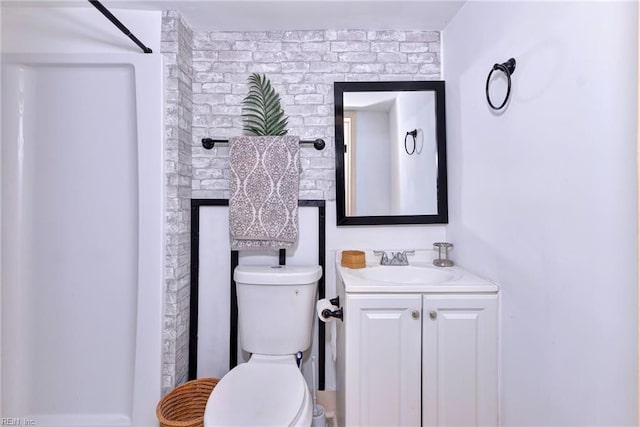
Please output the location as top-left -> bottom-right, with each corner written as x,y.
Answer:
404,129 -> 417,155
486,58 -> 516,110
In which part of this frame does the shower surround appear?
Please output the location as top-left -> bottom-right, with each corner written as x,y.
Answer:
1,53 -> 164,427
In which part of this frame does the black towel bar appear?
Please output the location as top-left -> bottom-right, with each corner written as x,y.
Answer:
202,138 -> 326,151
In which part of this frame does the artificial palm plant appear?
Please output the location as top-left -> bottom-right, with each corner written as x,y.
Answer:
241,73 -> 289,136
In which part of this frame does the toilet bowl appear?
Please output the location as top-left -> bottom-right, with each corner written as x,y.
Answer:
203,265 -> 322,427
204,355 -> 312,426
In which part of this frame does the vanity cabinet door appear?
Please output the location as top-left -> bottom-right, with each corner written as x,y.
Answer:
344,294 -> 422,426
422,294 -> 499,427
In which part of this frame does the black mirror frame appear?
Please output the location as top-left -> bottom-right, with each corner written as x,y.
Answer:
334,80 -> 449,226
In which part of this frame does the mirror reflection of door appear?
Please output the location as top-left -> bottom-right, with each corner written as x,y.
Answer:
343,112 -> 356,216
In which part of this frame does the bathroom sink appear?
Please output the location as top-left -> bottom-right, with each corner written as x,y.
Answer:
348,264 -> 457,284
336,251 -> 500,293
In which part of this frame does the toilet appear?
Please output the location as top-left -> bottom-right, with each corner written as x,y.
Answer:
204,264 -> 323,426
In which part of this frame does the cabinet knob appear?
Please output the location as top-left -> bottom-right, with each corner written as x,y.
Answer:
412,310 -> 420,319
429,310 -> 437,320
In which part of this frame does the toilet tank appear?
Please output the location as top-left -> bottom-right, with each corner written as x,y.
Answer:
234,265 -> 322,355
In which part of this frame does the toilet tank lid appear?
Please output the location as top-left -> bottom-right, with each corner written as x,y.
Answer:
234,265 -> 322,285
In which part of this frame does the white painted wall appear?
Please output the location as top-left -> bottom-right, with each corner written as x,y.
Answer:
1,6 -> 161,54
389,100 -> 400,211
393,92 -> 438,214
326,202 -> 446,257
444,1 -> 638,425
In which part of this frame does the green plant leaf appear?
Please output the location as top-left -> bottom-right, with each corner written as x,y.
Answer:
242,73 -> 289,136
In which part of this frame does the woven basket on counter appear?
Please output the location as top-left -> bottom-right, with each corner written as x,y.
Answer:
341,250 -> 366,268
156,377 -> 219,427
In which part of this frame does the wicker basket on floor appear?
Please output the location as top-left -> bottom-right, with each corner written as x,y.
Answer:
156,377 -> 219,427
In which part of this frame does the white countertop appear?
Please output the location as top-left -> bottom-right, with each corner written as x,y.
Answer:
336,250 -> 500,294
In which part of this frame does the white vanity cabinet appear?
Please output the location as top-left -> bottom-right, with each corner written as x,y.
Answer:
340,293 -> 423,426
335,262 -> 499,427
422,294 -> 498,427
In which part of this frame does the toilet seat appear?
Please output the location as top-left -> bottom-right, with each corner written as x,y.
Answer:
204,357 -> 311,426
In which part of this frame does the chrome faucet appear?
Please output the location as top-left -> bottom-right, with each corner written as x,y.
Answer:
374,250 -> 415,266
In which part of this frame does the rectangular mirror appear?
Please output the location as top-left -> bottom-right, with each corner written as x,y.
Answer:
334,81 -> 448,225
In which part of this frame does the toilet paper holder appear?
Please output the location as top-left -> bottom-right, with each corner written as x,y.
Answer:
322,296 -> 343,321
322,307 -> 343,321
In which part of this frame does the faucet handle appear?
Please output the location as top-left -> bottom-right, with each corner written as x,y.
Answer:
397,250 -> 415,264
373,250 -> 389,264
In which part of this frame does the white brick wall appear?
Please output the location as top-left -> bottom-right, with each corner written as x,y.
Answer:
161,10 -> 193,394
191,29 -> 441,201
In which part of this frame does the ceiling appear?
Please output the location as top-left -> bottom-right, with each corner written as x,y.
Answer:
4,0 -> 467,31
